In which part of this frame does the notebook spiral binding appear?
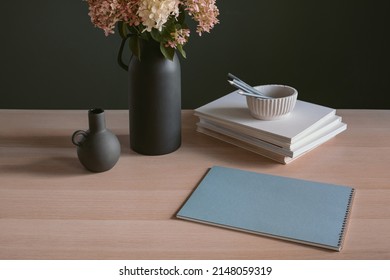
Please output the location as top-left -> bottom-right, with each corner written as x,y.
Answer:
337,188 -> 355,250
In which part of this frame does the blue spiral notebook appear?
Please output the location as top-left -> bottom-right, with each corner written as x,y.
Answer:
177,166 -> 354,251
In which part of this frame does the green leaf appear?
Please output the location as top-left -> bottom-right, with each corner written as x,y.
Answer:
129,36 -> 141,61
160,19 -> 176,41
160,43 -> 175,61
129,25 -> 140,35
117,22 -> 127,39
140,31 -> 150,41
177,44 -> 187,59
151,28 -> 162,42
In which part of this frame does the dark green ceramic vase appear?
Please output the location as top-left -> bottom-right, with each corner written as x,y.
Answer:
119,39 -> 181,155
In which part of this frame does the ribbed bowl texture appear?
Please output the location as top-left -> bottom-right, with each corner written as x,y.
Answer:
246,85 -> 298,120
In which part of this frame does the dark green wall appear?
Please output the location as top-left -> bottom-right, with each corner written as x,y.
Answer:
1,1 -> 389,109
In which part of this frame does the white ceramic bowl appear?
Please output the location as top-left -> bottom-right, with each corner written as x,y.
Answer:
246,85 -> 298,120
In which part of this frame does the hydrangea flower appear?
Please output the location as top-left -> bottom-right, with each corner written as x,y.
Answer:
86,0 -> 140,36
138,0 -> 180,32
185,0 -> 219,35
85,0 -> 219,60
166,28 -> 191,49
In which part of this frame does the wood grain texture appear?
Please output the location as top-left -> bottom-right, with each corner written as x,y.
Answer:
0,109 -> 389,259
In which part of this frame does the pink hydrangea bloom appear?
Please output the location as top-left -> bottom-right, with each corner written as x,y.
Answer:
184,0 -> 219,35
166,28 -> 191,48
86,0 -> 140,35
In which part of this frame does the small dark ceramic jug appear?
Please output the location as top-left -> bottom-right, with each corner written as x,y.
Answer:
72,108 -> 120,172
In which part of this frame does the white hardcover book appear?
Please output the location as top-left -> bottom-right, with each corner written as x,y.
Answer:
199,113 -> 343,149
197,121 -> 346,164
195,92 -> 337,144
197,117 -> 347,158
197,126 -> 294,164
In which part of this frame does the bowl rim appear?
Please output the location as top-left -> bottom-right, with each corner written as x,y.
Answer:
252,84 -> 298,100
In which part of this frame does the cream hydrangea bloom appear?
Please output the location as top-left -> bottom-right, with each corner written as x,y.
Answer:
137,0 -> 180,32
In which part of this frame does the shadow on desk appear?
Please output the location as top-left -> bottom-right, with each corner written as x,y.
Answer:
1,135 -> 89,176
1,133 -> 135,176
2,156 -> 90,176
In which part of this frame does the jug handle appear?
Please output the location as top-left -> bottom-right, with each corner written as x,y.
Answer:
72,130 -> 88,147
117,34 -> 135,71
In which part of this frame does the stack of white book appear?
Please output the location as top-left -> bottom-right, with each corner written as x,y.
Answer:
194,92 -> 347,164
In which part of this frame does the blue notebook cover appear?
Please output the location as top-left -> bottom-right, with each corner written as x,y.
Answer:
177,166 -> 355,251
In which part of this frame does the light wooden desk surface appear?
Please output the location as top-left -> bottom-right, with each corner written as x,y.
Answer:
0,109 -> 389,260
